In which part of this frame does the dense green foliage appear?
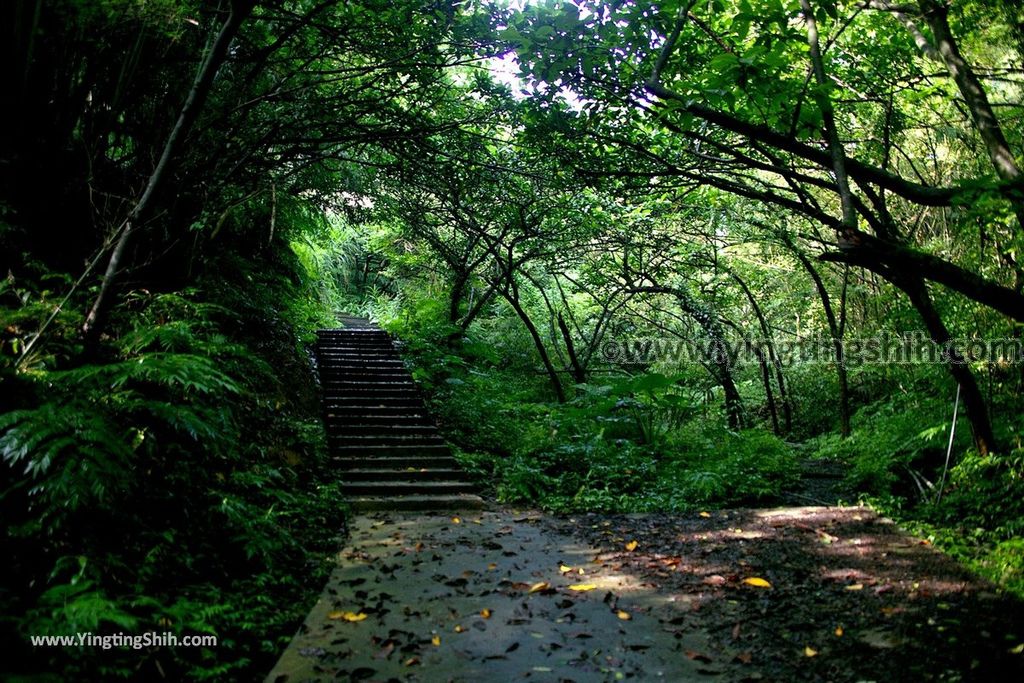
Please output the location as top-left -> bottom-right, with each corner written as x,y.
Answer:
3,0 -> 1024,678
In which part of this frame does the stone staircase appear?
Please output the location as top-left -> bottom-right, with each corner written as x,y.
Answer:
317,319 -> 483,511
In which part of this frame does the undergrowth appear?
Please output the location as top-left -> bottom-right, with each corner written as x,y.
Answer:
1,232 -> 349,680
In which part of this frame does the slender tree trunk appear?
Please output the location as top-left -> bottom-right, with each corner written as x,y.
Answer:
81,0 -> 252,347
731,271 -> 792,432
894,275 -> 996,455
792,246 -> 852,436
501,280 -> 566,403
557,312 -> 587,384
753,344 -> 781,435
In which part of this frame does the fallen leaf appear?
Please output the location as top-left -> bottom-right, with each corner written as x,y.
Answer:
743,577 -> 772,588
835,626 -> 844,637
451,516 -> 461,524
528,581 -> 550,593
804,646 -> 818,657
568,583 -> 597,592
845,583 -> 864,591
616,610 -> 631,620
487,563 -> 498,571
532,667 -> 552,672
685,650 -> 712,663
431,635 -> 441,646
328,611 -> 368,622
699,511 -> 711,518
403,657 -> 419,666
454,625 -> 464,633
559,564 -> 573,574
1010,643 -> 1024,655
736,652 -> 752,664
625,540 -> 639,552
480,608 -> 492,619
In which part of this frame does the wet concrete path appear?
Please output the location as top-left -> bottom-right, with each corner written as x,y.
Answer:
266,510 -> 718,682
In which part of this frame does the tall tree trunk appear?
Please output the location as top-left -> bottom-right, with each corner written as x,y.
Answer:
894,275 -> 997,455
557,312 -> 587,384
790,245 -> 852,436
501,280 -> 566,403
731,271 -> 792,432
81,0 -> 252,347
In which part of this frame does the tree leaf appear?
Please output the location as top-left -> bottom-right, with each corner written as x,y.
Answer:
743,577 -> 772,588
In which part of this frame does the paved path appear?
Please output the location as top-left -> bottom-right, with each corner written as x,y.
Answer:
266,510 -> 718,682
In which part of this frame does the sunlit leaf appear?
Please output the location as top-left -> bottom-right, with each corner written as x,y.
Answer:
845,583 -> 864,591
568,583 -> 597,591
743,577 -> 772,588
480,608 -> 492,618
804,645 -> 818,657
431,635 -> 441,646
529,581 -> 550,593
625,540 -> 638,551
616,610 -> 631,620
328,610 -> 368,622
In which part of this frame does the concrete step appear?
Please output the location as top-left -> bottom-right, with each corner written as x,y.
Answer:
325,423 -> 439,435
330,444 -> 452,457
344,493 -> 484,512
340,480 -> 477,496
323,398 -> 425,409
333,455 -> 461,469
343,468 -> 470,481
327,434 -> 447,447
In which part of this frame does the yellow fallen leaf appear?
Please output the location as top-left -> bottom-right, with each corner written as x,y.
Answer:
845,583 -> 864,591
559,564 -> 573,574
404,657 -> 419,666
578,568 -> 585,575
804,646 -> 818,657
834,626 -> 844,637
480,608 -> 492,619
616,610 -> 631,620
528,581 -> 550,593
328,611 -> 367,622
699,511 -> 711,518
1009,643 -> 1024,655
451,516 -> 461,524
625,540 -> 639,552
454,624 -> 464,633
743,577 -> 772,588
431,635 -> 441,646
568,583 -> 597,592
487,562 -> 498,571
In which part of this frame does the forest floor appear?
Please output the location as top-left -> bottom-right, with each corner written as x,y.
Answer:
267,502 -> 1024,682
